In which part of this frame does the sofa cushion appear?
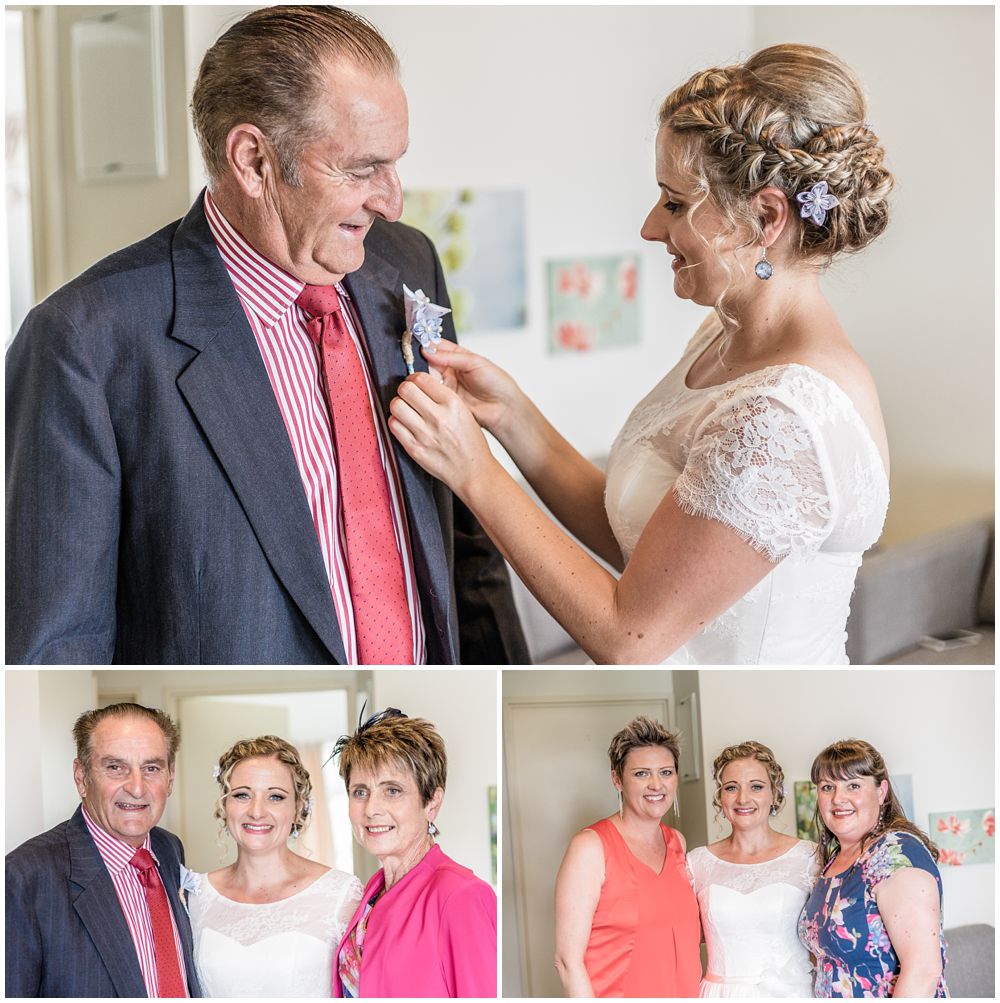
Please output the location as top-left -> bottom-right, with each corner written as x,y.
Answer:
846,518 -> 994,664
943,923 -> 995,998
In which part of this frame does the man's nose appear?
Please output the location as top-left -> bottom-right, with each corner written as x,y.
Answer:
368,167 -> 403,223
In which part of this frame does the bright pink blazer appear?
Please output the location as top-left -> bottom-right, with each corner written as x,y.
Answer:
333,844 -> 497,998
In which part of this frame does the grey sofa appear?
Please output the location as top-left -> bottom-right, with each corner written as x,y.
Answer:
943,923 -> 995,998
845,518 -> 994,664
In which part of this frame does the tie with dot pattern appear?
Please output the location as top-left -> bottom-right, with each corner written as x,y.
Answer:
296,284 -> 414,664
128,847 -> 186,998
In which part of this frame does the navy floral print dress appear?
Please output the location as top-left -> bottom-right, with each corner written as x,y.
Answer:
798,831 -> 948,997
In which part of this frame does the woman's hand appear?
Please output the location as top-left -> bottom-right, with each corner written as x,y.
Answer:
389,372 -> 498,499
421,340 -> 523,439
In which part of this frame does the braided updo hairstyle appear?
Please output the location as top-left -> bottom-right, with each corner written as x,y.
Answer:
659,44 -> 894,262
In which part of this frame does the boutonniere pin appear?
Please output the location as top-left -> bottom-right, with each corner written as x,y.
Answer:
401,284 -> 451,375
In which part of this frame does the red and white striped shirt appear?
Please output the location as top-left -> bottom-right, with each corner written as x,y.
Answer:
203,191 -> 426,664
81,806 -> 190,998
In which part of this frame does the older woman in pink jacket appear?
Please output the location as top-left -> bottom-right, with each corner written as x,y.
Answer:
332,708 -> 497,998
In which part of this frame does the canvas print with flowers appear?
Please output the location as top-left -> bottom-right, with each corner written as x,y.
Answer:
546,255 -> 640,354
930,808 -> 994,866
401,189 -> 527,333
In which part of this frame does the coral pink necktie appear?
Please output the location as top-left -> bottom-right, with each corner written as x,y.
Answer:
128,848 -> 187,998
296,284 -> 413,664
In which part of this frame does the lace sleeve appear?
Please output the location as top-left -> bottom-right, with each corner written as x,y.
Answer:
674,389 -> 834,561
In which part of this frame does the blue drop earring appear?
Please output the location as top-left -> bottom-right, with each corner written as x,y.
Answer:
755,243 -> 773,281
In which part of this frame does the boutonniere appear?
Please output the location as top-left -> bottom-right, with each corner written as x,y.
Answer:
401,284 -> 451,374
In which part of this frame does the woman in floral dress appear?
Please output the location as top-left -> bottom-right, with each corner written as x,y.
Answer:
798,739 -> 947,997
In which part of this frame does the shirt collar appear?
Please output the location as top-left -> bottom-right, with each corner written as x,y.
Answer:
203,188 -> 305,330
82,804 -> 155,875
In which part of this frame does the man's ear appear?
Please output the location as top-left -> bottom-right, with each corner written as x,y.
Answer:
225,124 -> 277,199
73,759 -> 88,799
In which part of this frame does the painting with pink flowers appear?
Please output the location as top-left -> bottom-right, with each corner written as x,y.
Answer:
546,255 -> 640,354
929,808 -> 995,866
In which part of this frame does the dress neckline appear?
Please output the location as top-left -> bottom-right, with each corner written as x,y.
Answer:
702,839 -> 806,868
680,321 -> 890,485
204,865 -> 334,906
607,818 -> 672,877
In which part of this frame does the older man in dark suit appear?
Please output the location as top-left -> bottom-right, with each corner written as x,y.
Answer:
5,6 -> 527,665
6,703 -> 200,998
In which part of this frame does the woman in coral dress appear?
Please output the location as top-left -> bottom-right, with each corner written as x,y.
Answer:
554,717 -> 701,997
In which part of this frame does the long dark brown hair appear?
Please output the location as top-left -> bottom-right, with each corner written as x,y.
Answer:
811,739 -> 937,864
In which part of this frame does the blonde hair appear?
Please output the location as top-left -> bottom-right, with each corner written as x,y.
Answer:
711,740 -> 785,819
659,43 -> 893,270
607,716 -> 680,782
811,738 -> 937,864
335,712 -> 446,806
214,736 -> 313,839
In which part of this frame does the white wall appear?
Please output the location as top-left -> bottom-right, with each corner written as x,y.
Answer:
5,668 -> 98,851
5,671 -> 45,851
698,668 -> 995,928
372,667 -> 497,886
753,5 -> 994,541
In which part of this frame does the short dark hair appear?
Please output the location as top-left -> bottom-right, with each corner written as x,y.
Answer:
191,5 -> 399,185
73,703 -> 180,772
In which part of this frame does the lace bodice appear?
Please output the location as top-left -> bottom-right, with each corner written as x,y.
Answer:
605,313 -> 889,664
184,867 -> 362,998
688,841 -> 820,998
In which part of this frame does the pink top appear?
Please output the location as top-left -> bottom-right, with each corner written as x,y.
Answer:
203,190 -> 425,664
333,845 -> 496,998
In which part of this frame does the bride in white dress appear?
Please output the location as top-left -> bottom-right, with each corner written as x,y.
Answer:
687,742 -> 819,997
388,44 -> 891,664
184,737 -> 362,998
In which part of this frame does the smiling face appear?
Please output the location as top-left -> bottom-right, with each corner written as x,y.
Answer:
224,756 -> 299,852
641,126 -> 754,306
718,757 -> 775,832
614,745 -> 678,821
347,762 -> 441,865
73,716 -> 174,847
263,59 -> 408,285
817,772 -> 888,851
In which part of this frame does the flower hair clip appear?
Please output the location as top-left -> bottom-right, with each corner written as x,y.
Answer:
212,765 -> 222,781
796,180 -> 840,226
401,285 -> 451,375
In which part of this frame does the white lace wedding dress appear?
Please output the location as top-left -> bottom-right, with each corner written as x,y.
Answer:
605,312 -> 889,663
184,867 -> 362,998
687,841 -> 819,997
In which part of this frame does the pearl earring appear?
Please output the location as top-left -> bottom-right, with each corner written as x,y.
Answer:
428,821 -> 439,837
755,243 -> 773,280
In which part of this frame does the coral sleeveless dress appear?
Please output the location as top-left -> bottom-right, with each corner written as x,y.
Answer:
583,818 -> 701,997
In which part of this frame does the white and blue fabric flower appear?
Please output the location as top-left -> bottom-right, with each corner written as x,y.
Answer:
795,181 -> 840,226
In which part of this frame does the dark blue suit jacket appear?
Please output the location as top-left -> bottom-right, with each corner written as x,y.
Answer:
5,806 -> 201,998
5,194 -> 528,664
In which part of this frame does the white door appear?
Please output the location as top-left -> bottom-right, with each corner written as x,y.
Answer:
503,695 -> 670,997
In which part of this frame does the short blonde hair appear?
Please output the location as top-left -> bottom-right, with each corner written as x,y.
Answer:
214,736 -> 313,839
711,740 -> 785,818
335,710 -> 446,805
659,44 -> 893,267
607,716 -> 680,782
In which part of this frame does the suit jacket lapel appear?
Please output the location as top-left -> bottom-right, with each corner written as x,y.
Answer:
67,808 -> 147,998
345,255 -> 457,662
168,196 -> 347,663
